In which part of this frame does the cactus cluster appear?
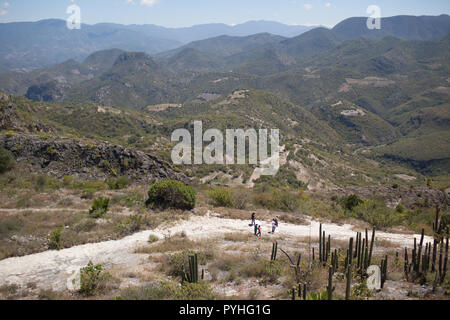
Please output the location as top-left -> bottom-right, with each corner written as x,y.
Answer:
290,283 -> 307,300
318,223 -> 332,265
181,254 -> 199,284
404,209 -> 449,285
353,227 -> 376,274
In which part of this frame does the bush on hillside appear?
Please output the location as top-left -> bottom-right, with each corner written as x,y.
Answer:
107,176 -> 130,190
339,194 -> 364,211
0,147 -> 15,174
353,200 -> 402,229
89,197 -> 110,218
146,179 -> 196,210
208,187 -> 234,208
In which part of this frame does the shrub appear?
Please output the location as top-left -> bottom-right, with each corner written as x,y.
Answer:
48,227 -> 63,250
118,281 -> 215,300
79,261 -> 112,296
272,190 -> 300,212
339,194 -> 363,211
148,234 -> 159,243
146,179 -> 196,210
89,197 -> 110,218
253,190 -> 300,212
34,175 -> 48,191
239,260 -> 282,284
396,203 -> 406,213
62,175 -> 74,187
354,200 -> 402,229
107,176 -> 130,190
115,214 -> 143,235
0,147 -> 15,174
208,187 -> 234,208
232,190 -> 249,210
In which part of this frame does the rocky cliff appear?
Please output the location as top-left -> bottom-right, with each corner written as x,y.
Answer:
0,133 -> 186,183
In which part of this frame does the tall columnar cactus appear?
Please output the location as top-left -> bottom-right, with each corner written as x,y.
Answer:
360,238 -> 366,272
348,237 -> 354,267
327,266 -> 334,300
404,247 -> 409,281
380,255 -> 388,289
326,235 -> 331,263
368,227 -> 376,266
303,283 -> 307,300
319,223 -> 322,264
322,231 -> 326,264
417,229 -> 425,272
182,254 -> 199,283
412,238 -> 417,272
357,232 -> 362,268
271,242 -> 278,261
345,265 -> 352,300
441,237 -> 448,284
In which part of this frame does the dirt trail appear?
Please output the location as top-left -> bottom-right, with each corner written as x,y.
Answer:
0,208 -> 87,214
0,212 -> 431,292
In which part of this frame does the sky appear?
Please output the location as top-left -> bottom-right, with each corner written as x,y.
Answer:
0,0 -> 449,28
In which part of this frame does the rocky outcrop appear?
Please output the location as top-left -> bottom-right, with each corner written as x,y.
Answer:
0,133 -> 187,183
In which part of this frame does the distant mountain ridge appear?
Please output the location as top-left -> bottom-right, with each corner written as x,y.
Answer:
0,19 -> 313,73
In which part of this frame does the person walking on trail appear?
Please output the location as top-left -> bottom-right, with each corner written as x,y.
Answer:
270,217 -> 279,234
256,223 -> 262,237
250,212 -> 256,226
254,219 -> 261,236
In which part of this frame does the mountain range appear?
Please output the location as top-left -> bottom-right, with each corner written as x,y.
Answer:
0,19 -> 315,73
0,14 -> 449,183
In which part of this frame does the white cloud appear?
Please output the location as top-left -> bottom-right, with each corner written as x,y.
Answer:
125,0 -> 158,6
140,0 -> 158,6
304,4 -> 313,10
325,2 -> 331,7
0,2 -> 9,15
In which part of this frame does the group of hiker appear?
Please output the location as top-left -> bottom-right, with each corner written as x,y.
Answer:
250,213 -> 279,237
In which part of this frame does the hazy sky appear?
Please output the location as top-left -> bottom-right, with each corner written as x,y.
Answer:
0,0 -> 449,28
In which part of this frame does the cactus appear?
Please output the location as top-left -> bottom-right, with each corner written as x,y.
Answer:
345,265 -> 352,300
327,266 -> 334,300
441,237 -> 449,284
417,228 -> 425,272
368,227 -> 376,266
348,237 -> 354,267
303,283 -> 307,300
319,223 -> 322,263
322,231 -> 326,264
182,254 -> 199,283
404,247 -> 409,281
271,242 -> 278,261
381,255 -> 388,288
357,233 -> 362,268
360,238 -> 366,272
